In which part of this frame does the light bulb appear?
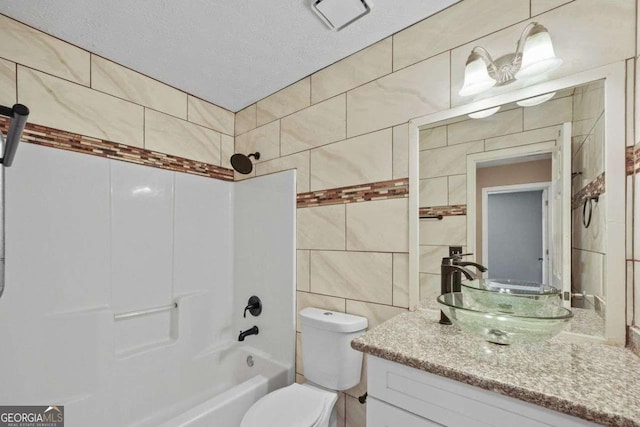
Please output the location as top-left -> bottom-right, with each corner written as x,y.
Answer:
515,25 -> 562,80
468,106 -> 501,119
459,55 -> 496,97
516,92 -> 556,107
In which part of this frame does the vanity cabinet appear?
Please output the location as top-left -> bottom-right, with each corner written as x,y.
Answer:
367,356 -> 597,427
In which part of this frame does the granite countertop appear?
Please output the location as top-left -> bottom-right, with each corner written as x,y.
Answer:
352,308 -> 640,427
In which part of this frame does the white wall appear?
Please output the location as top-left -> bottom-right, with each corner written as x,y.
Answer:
233,170 -> 296,382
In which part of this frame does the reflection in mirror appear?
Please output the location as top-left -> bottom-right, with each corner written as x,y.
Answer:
417,80 -> 605,338
477,153 -> 551,284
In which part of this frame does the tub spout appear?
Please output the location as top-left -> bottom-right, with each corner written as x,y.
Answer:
238,326 -> 259,342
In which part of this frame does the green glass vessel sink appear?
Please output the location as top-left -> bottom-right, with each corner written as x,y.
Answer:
437,292 -> 572,345
461,278 -> 561,315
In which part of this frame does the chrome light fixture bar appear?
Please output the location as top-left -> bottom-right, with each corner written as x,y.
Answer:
459,22 -> 562,97
0,103 -> 29,300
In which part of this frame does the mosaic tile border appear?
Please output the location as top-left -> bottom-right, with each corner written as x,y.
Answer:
633,143 -> 640,175
571,172 -> 605,210
419,205 -> 467,218
296,178 -> 408,208
627,146 -> 635,176
0,117 -> 234,181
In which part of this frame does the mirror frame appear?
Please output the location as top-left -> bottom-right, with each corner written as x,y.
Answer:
408,61 -> 626,345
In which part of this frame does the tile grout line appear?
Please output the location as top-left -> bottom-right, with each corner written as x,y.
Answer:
448,49 -> 452,109
391,252 -> 395,307
307,250 -> 311,294
529,0 -> 532,18
13,62 -> 18,103
344,203 -> 348,251
142,108 -> 146,150
279,119 -> 282,157
297,289 -> 408,310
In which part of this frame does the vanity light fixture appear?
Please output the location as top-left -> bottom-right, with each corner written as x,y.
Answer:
459,22 -> 562,97
516,92 -> 556,107
468,106 -> 501,119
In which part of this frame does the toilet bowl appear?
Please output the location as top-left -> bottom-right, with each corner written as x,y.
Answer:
241,308 -> 367,427
240,383 -> 337,427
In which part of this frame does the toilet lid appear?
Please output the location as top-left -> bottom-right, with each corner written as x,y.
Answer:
241,384 -> 334,427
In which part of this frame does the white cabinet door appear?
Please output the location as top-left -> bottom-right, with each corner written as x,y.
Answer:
368,356 -> 597,427
368,397 -> 442,427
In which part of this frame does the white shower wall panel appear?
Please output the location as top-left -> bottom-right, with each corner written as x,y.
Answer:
4,143 -> 111,314
174,172 -> 235,352
234,170 -> 296,378
1,143 -> 112,405
111,161 -> 175,314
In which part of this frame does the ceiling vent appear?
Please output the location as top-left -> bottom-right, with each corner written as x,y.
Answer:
311,0 -> 371,31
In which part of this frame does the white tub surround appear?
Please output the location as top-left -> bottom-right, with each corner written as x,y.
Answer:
0,143 -> 296,426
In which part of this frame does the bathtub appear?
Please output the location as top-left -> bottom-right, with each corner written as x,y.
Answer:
128,345 -> 290,427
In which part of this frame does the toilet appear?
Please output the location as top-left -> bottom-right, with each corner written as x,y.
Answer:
241,307 -> 368,427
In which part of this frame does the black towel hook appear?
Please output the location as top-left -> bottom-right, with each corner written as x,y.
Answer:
582,195 -> 599,228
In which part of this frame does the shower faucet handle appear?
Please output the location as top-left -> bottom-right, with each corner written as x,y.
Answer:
243,295 -> 262,318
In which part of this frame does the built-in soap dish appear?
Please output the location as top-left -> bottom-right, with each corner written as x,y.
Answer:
114,302 -> 178,357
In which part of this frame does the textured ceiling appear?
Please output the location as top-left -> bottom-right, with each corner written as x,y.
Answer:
0,0 -> 458,111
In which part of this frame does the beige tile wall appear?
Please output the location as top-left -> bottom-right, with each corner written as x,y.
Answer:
230,1 -> 636,423
346,52 -> 449,138
0,58 -> 16,106
281,94 -> 346,155
1,15 -> 234,167
91,55 -> 187,119
257,78 -> 310,126
311,38 -> 392,104
188,96 -> 235,136
310,129 -> 392,190
18,66 -> 145,147
235,120 -> 281,163
572,81 -> 606,311
0,14 -> 90,85
144,109 -> 221,164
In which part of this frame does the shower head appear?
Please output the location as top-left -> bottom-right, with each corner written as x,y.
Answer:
230,152 -> 260,174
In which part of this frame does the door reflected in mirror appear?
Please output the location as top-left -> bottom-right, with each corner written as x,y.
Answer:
417,80 -> 605,338
479,156 -> 551,284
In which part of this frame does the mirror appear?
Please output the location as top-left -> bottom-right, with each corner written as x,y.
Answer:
410,68 -> 626,343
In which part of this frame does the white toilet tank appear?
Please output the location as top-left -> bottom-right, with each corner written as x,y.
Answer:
300,307 -> 368,391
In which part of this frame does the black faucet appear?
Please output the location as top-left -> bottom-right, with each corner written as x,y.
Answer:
440,252 -> 488,325
454,260 -> 489,273
238,326 -> 259,341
